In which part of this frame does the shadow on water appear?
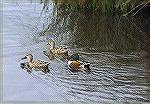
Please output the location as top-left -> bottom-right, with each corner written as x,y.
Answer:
3,1 -> 150,102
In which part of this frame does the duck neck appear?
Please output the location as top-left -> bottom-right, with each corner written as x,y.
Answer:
27,57 -> 33,63
50,41 -> 55,50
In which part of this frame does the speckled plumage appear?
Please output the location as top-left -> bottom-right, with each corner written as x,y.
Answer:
21,54 -> 49,73
44,40 -> 69,60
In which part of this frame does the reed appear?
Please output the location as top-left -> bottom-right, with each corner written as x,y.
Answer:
50,0 -> 148,15
37,0 -> 148,52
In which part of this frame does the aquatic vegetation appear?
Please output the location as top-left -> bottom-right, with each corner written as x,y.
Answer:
37,0 -> 149,53
40,0 -> 149,15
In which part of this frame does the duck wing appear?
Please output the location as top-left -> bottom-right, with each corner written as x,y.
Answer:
29,61 -> 49,68
79,61 -> 90,65
37,60 -> 49,65
55,47 -> 68,54
78,61 -> 90,70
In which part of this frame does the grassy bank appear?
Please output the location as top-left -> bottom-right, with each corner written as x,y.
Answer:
37,0 -> 148,52
39,0 -> 149,15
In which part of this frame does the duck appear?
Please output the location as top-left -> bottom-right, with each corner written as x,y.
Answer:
43,40 -> 69,60
20,54 -> 50,73
67,53 -> 91,72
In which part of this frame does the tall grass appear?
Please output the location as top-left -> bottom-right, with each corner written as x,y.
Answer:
51,0 -> 148,15
37,0 -> 148,52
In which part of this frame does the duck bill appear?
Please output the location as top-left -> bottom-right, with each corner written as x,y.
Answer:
21,56 -> 27,60
47,42 -> 51,46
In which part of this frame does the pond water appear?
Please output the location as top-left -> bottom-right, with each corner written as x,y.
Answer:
2,1 -> 150,103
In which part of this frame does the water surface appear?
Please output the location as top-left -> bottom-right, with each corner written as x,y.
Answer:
2,2 -> 150,102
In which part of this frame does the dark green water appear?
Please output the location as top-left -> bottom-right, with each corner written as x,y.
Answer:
2,1 -> 150,102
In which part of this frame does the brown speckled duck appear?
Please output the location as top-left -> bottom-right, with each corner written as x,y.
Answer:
43,40 -> 69,61
20,54 -> 50,73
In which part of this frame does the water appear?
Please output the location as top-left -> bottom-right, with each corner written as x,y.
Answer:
2,2 -> 150,102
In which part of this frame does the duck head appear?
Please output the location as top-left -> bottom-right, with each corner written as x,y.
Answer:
21,54 -> 33,63
69,52 -> 80,61
47,40 -> 55,50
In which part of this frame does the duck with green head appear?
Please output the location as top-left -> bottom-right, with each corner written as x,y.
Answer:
20,54 -> 50,73
67,52 -> 90,72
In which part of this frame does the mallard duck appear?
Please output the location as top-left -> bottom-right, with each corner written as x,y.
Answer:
67,53 -> 90,72
43,40 -> 69,60
47,40 -> 68,55
20,54 -> 50,73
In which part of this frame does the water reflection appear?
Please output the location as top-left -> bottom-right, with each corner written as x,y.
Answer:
3,1 -> 150,102
49,51 -> 148,101
42,5 -> 148,52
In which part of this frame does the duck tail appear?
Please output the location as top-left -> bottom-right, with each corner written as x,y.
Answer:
83,63 -> 90,70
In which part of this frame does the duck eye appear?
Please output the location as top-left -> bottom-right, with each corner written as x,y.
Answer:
47,42 -> 51,45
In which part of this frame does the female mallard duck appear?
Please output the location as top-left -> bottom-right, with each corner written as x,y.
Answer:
43,40 -> 69,60
20,54 -> 50,73
68,53 -> 90,72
